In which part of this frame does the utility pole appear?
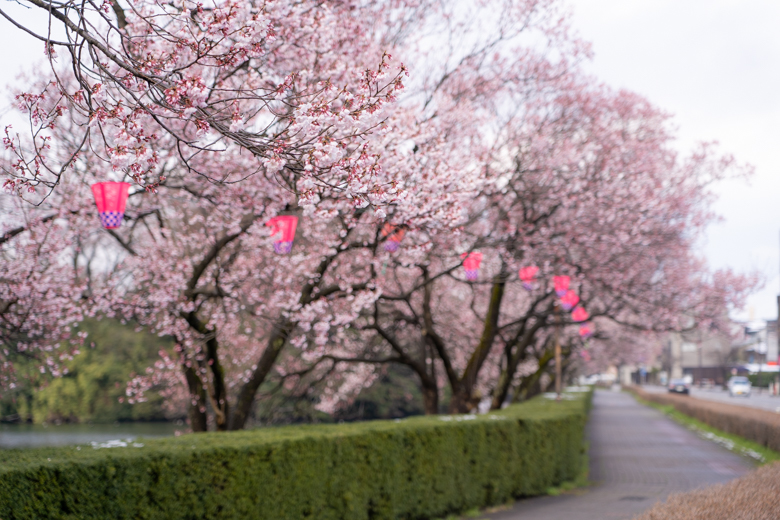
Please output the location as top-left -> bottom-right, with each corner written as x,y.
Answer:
555,302 -> 562,401
776,230 -> 780,395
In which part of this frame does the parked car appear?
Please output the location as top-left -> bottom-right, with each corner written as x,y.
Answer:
668,378 -> 690,394
727,376 -> 752,397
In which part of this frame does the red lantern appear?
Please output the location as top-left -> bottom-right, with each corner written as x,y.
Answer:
381,223 -> 405,252
460,252 -> 483,281
579,323 -> 593,338
518,265 -> 539,290
571,306 -> 589,322
91,182 -> 131,229
560,290 -> 579,311
553,275 -> 570,297
266,215 -> 298,254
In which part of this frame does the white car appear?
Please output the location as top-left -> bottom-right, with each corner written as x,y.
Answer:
727,376 -> 752,397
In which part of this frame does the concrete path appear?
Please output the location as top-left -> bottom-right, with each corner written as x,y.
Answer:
641,384 -> 780,413
480,389 -> 755,520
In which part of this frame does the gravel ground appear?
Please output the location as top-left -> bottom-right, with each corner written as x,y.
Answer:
633,462 -> 780,520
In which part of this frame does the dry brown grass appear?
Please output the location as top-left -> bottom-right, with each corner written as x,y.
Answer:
630,386 -> 780,452
633,462 -> 780,520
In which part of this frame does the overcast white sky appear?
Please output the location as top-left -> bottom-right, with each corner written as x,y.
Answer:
568,0 -> 780,321
0,0 -> 778,319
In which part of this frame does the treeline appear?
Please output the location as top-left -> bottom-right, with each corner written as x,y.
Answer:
1,320 -> 176,424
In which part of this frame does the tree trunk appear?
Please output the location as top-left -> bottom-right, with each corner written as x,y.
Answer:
422,383 -> 439,415
448,273 -> 506,413
513,347 -> 554,403
183,311 -> 229,431
228,319 -> 293,430
491,348 -> 525,410
205,336 -> 229,431
491,321 -> 546,410
448,384 -> 477,414
421,342 -> 439,414
183,364 -> 208,432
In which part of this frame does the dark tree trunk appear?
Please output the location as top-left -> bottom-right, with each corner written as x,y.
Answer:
422,383 -> 439,415
513,347 -> 555,403
183,311 -> 230,431
448,384 -> 478,414
448,274 -> 506,414
228,319 -> 293,430
491,321 -> 546,410
184,364 -> 208,432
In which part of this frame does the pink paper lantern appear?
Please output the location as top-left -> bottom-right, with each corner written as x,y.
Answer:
560,290 -> 579,311
553,275 -> 570,297
579,323 -> 593,338
460,252 -> 483,281
266,215 -> 298,254
91,182 -> 131,229
571,306 -> 589,323
518,266 -> 539,290
381,223 -> 405,252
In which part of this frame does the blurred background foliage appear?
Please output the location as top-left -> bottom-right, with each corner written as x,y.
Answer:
1,320 -> 426,425
1,319 -> 178,424
333,365 -> 425,421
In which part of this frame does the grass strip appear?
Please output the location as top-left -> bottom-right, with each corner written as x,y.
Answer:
631,393 -> 780,465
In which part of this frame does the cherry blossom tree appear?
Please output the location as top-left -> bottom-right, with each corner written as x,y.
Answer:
332,80 -> 758,414
98,0 -> 587,426
1,0 -> 407,207
0,192 -> 85,393
0,0 -> 759,428
0,32 -> 482,431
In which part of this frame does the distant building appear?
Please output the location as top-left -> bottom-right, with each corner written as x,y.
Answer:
659,318 -> 778,385
731,319 -> 777,366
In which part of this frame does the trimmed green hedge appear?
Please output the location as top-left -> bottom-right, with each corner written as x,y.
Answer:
0,389 -> 592,520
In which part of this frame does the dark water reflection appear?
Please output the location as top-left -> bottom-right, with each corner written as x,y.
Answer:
0,422 -> 181,448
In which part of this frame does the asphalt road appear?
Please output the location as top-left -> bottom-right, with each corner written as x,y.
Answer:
478,389 -> 755,520
641,384 -> 780,413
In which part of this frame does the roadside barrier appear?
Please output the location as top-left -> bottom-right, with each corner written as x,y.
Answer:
0,389 -> 591,520
628,386 -> 780,453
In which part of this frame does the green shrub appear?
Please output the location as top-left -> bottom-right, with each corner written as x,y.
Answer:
747,373 -> 779,389
0,390 -> 591,520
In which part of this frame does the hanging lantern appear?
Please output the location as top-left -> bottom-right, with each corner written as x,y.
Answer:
579,322 -> 593,338
460,252 -> 483,281
553,275 -> 570,297
560,290 -> 579,311
518,265 -> 539,290
91,182 -> 131,229
381,223 -> 405,252
265,215 -> 298,254
571,306 -> 589,322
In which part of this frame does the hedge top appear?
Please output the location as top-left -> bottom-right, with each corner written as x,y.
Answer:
0,389 -> 591,474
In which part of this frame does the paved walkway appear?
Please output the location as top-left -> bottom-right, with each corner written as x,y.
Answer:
482,389 -> 755,520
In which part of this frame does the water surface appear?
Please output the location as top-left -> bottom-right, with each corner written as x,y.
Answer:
0,422 -> 181,449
